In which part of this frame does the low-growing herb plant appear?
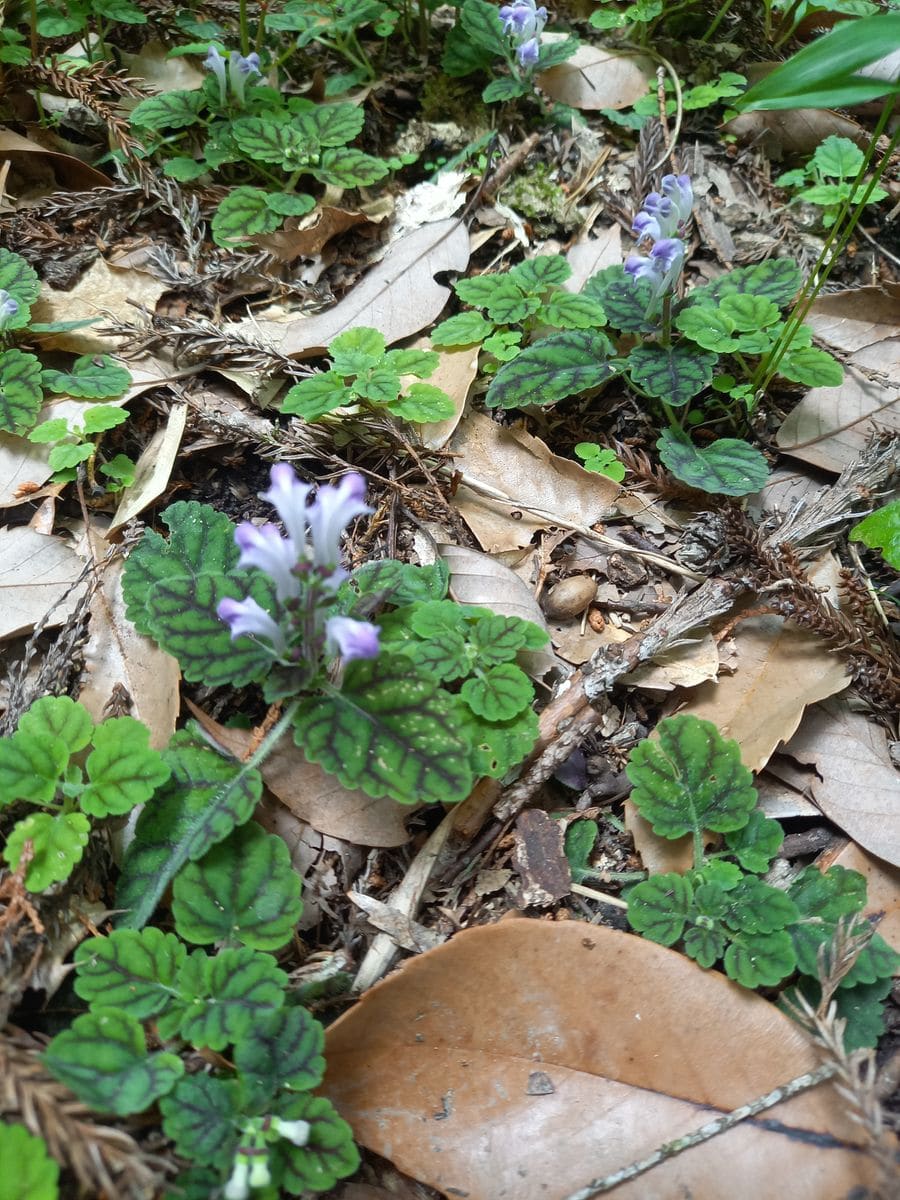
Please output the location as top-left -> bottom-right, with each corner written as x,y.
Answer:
441,0 -> 578,103
850,500 -> 900,571
775,134 -> 889,229
0,248 -> 132,441
265,0 -> 400,94
128,49 -> 394,246
27,403 -> 136,490
621,714 -> 900,1050
279,326 -> 456,423
471,174 -> 843,496
573,442 -> 627,482
0,696 -> 170,893
27,0 -> 147,60
0,1124 -> 59,1200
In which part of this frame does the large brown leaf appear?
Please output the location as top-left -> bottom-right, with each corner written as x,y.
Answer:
538,43 -> 654,110
323,920 -> 881,1200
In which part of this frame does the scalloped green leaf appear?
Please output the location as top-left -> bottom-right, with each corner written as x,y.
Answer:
115,727 -> 263,930
627,342 -> 716,407
266,191 -> 316,217
80,717 -> 171,817
73,928 -> 186,1019
717,292 -> 781,331
41,355 -> 131,399
485,331 -> 615,410
564,818 -> 598,883
459,0 -> 508,53
430,312 -> 495,347
349,559 -> 448,605
82,404 -> 129,434
300,101 -> 366,146
231,116 -> 303,165
626,714 -> 758,840
0,349 -> 44,434
657,429 -> 769,496
281,373 -> 353,419
211,187 -> 283,246
293,655 -> 473,805
777,346 -> 844,387
789,864 -> 867,922
49,442 -> 93,472
626,873 -> 693,945
129,89 -> 205,130
469,612 -> 545,664
0,247 -> 40,311
274,1094 -> 361,1194
674,305 -> 739,352
687,258 -> 802,308
18,695 -> 93,754
850,499 -> 900,569
386,347 -> 440,378
722,876 -> 799,934
0,1124 -> 59,1200
43,1009 -> 183,1116
352,364 -> 400,404
582,266 -> 657,333
536,34 -> 580,69
0,731 -> 68,807
509,255 -> 572,292
482,76 -> 529,102
683,923 -> 726,969
172,822 -> 302,950
456,276 -> 537,324
723,930 -> 796,987
4,812 -> 90,892
329,327 -> 386,374
460,663 -> 533,720
234,1006 -> 325,1099
158,946 -> 286,1051
388,382 -> 455,422
160,1076 -> 241,1166
539,291 -> 608,330
314,147 -> 390,187
723,809 -> 784,873
461,705 -> 539,779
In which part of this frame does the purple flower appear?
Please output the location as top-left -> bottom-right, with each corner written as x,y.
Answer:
306,473 -> 371,582
0,290 -> 19,330
203,45 -> 228,106
228,50 -> 261,106
234,522 -> 299,602
499,0 -> 547,39
632,211 -> 662,246
661,173 -> 693,225
517,37 -> 540,67
625,237 -> 685,298
218,596 -> 287,654
325,615 -> 381,663
259,463 -> 313,554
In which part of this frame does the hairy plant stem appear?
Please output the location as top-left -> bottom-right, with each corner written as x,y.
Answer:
753,99 -> 899,397
239,699 -> 300,770
238,0 -> 251,56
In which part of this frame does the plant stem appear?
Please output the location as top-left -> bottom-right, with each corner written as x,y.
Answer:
701,0 -> 737,43
238,0 -> 251,56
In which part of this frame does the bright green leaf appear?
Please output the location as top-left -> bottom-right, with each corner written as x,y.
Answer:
4,812 -> 91,892
42,355 -> 131,400
0,1124 -> 58,1200
850,500 -> 900,569
657,429 -> 769,496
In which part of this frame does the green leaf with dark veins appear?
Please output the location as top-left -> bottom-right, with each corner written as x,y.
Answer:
265,191 -> 316,217
510,255 -> 571,291
231,116 -> 301,165
627,342 -> 716,406
352,364 -> 400,404
274,1095 -> 360,1194
211,187 -> 283,246
4,812 -> 90,892
172,822 -> 302,951
281,374 -> 353,419
388,382 -> 456,422
582,266 -> 657,333
41,355 -> 131,399
686,259 -> 802,308
314,147 -> 390,187
459,0 -> 508,53
430,312 -> 495,347
626,872 -> 693,945
683,923 -> 726,969
469,612 -> 543,664
159,946 -> 286,1051
73,928 -> 185,1019
657,429 -> 769,497
674,305 -> 739,352
0,248 -> 40,315
129,90 -> 205,130
536,35 -> 580,69
482,76 -> 529,102
455,275 -> 530,323
724,809 -> 783,873
115,727 -> 262,930
234,1006 -> 325,1099
723,930 -> 795,987
160,1076 -> 240,1166
80,717 -> 171,817
461,662 -> 533,720
485,330 -> 615,410
722,876 -> 798,934
850,500 -> 900,569
0,349 -> 44,434
349,559 -> 448,605
626,714 -> 757,840
300,101 -> 365,147
293,655 -> 473,804
539,291 -> 608,330
777,346 -> 844,387
43,1009 -> 183,1116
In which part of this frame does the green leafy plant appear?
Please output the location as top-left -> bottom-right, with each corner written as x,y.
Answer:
266,0 -> 399,94
430,253 -> 608,373
44,924 -> 358,1195
850,500 -> 900,570
0,249 -> 130,444
608,71 -> 747,131
27,0 -> 147,61
0,1124 -> 59,1200
27,403 -> 136,489
0,696 -> 170,893
624,714 -> 900,1048
574,442 -> 627,482
120,469 -> 547,816
776,135 -> 888,228
128,54 -> 393,246
280,326 -> 456,423
441,0 -> 578,103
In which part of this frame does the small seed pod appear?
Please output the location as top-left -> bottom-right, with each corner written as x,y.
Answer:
542,575 -> 597,619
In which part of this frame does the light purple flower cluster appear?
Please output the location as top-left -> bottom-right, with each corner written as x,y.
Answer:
204,45 -> 262,108
0,290 -> 19,330
499,0 -> 547,68
217,464 -> 380,667
625,174 -> 693,301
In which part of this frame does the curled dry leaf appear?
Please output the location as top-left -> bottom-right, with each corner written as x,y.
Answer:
564,225 -> 622,294
0,432 -> 54,508
188,706 -> 410,848
538,43 -> 654,111
417,344 -> 479,451
109,403 -> 188,535
0,126 -> 111,191
780,696 -> 900,869
240,218 -> 470,358
725,106 -> 869,157
323,920 -> 881,1200
253,205 -> 372,263
0,526 -> 83,640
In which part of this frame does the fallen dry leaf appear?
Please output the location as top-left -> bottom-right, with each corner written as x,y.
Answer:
254,205 -> 372,262
538,43 -> 654,110
243,218 -> 470,358
0,432 -> 54,508
776,286 -> 900,471
780,696 -> 900,868
109,403 -> 188,535
0,126 -> 111,191
0,525 -> 83,640
323,920 -> 882,1200
725,106 -> 869,157
449,410 -> 622,553
564,225 -> 622,293
77,555 -> 180,749
189,708 -> 410,848
417,344 -> 479,450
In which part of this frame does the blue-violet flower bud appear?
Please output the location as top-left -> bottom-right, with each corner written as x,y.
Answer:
325,615 -> 381,664
306,472 -> 371,587
499,0 -> 547,39
228,50 -> 261,106
517,36 -> 541,67
625,236 -> 685,298
234,522 -> 300,603
0,290 -> 19,330
218,597 -> 288,655
661,173 -> 693,225
203,45 -> 228,106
